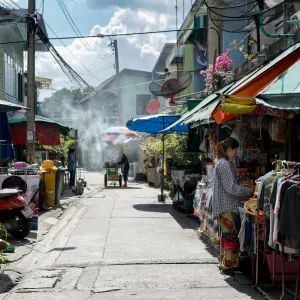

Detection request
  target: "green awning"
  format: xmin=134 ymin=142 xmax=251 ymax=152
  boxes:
xmin=187 ymin=100 xmax=201 ymax=110
xmin=256 ymin=95 xmax=300 ymax=110
xmin=228 ymin=42 xmax=300 ymax=95
xmin=262 ymin=59 xmax=300 ymax=95
xmin=9 ymin=113 xmax=70 ymax=135
xmin=187 ymin=100 xmax=219 ymax=124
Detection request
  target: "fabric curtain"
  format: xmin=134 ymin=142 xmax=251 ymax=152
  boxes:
xmin=10 ymin=122 xmax=61 ymax=146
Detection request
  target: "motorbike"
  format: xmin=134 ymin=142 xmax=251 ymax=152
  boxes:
xmin=0 ymin=189 xmax=33 ymax=239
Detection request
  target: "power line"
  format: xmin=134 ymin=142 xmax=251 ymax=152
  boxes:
xmin=1 ymin=1 xmax=14 ymax=9
xmin=7 ymin=0 xmax=21 ymax=9
xmin=55 ymin=0 xmax=111 ymax=62
xmin=0 ymin=26 xmax=230 ymax=45
xmin=45 ymin=41 xmax=92 ymax=89
xmin=44 ymin=20 xmax=106 ymax=81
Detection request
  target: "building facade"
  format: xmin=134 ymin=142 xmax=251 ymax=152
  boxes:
xmin=0 ymin=8 xmax=48 ymax=106
xmin=79 ymin=68 xmax=158 ymax=169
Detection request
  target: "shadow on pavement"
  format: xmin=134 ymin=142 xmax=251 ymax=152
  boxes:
xmin=133 ymin=203 xmax=198 ymax=230
xmin=224 ymin=277 xmax=265 ymax=300
xmin=0 ymin=272 xmax=21 ymax=293
xmin=7 ymin=231 xmax=38 ymax=244
xmin=49 ymin=247 xmax=77 ymax=252
xmin=104 ymin=187 xmax=143 ymax=190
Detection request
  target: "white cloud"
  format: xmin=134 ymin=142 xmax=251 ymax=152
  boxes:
xmin=36 ymin=2 xmax=182 ymax=100
xmin=86 ymin=0 xmax=171 ymax=12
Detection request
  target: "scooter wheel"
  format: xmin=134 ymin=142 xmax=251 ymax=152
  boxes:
xmin=9 ymin=210 xmax=31 ymax=239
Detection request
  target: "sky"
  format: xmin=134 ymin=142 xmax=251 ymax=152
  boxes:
xmin=8 ymin=0 xmax=196 ymax=100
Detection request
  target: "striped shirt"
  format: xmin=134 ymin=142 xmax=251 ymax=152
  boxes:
xmin=212 ymin=158 xmax=251 ymax=218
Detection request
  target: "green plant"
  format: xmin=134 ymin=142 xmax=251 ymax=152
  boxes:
xmin=0 ymin=224 xmax=9 ymax=264
xmin=231 ymin=38 xmax=256 ymax=60
xmin=36 ymin=138 xmax=75 ymax=166
xmin=141 ymin=135 xmax=199 ymax=168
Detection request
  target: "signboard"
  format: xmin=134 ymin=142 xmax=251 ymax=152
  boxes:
xmin=35 ymin=77 xmax=52 ymax=89
xmin=0 ymin=174 xmax=39 ymax=230
xmin=69 ymin=129 xmax=78 ymax=139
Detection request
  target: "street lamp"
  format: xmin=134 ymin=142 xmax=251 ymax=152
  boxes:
xmin=208 ymin=26 xmax=221 ymax=56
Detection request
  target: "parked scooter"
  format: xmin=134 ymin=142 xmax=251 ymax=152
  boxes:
xmin=0 ymin=189 xmax=33 ymax=239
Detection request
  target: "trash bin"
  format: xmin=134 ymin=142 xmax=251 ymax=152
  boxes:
xmin=54 ymin=161 xmax=67 ymax=205
xmin=40 ymin=160 xmax=58 ymax=207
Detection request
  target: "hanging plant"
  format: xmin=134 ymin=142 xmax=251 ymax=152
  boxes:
xmin=200 ymin=65 xmax=218 ymax=95
xmin=200 ymin=48 xmax=234 ymax=95
xmin=214 ymin=48 xmax=234 ymax=73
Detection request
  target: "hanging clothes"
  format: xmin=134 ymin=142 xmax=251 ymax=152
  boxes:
xmin=218 ymin=211 xmax=241 ymax=270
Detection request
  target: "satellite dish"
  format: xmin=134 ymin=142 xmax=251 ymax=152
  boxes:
xmin=149 ymin=68 xmax=192 ymax=106
xmin=146 ymin=99 xmax=160 ymax=115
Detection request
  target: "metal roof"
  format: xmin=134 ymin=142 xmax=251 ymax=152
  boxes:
xmin=152 ymin=43 xmax=175 ymax=74
xmin=79 ymin=68 xmax=152 ymax=104
xmin=161 ymin=83 xmax=233 ymax=132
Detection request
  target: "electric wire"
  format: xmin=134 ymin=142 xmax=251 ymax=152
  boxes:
xmin=36 ymin=53 xmax=76 ymax=88
xmin=45 ymin=20 xmax=107 ymax=81
xmin=56 ymin=0 xmax=110 ymax=62
xmin=7 ymin=0 xmax=21 ymax=9
xmin=209 ymin=0 xmax=257 ymax=10
xmin=45 ymin=41 xmax=92 ymax=89
xmin=0 ymin=26 xmax=231 ymax=45
xmin=1 ymin=1 xmax=14 ymax=9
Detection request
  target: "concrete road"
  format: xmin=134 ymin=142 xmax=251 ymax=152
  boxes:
xmin=2 ymin=171 xmax=264 ymax=299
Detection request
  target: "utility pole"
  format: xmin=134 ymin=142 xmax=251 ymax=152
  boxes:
xmin=113 ymin=39 xmax=122 ymax=124
xmin=113 ymin=40 xmax=119 ymax=75
xmin=26 ymin=0 xmax=36 ymax=164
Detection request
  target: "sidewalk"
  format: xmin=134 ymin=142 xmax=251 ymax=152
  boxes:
xmin=1 ymin=172 xmax=265 ymax=299
xmin=0 ymin=184 xmax=82 ymax=293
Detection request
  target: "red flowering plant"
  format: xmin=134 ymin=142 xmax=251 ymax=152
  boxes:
xmin=200 ymin=48 xmax=234 ymax=95
xmin=200 ymin=65 xmax=217 ymax=95
xmin=214 ymin=48 xmax=234 ymax=73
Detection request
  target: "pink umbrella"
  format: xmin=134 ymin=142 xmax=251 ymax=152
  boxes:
xmin=104 ymin=126 xmax=138 ymax=137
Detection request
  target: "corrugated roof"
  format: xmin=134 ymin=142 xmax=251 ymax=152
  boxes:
xmin=162 ymin=83 xmax=233 ymax=132
xmin=79 ymin=68 xmax=152 ymax=104
xmin=152 ymin=43 xmax=175 ymax=73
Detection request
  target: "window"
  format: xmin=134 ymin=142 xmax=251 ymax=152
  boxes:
xmin=4 ymin=52 xmax=14 ymax=96
xmin=136 ymin=94 xmax=151 ymax=115
xmin=15 ymin=63 xmax=23 ymax=102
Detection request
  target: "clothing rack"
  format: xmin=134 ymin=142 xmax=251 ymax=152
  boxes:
xmin=247 ymin=160 xmax=300 ymax=299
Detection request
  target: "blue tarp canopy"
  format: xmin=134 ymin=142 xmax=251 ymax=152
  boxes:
xmin=126 ymin=114 xmax=188 ymax=135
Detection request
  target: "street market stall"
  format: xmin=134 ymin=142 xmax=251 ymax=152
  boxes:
xmin=127 ymin=114 xmax=188 ymax=202
xmin=8 ymin=110 xmax=70 ymax=146
xmin=162 ymin=40 xmax=300 ymax=298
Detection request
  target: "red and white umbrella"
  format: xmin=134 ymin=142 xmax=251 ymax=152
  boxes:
xmin=104 ymin=126 xmax=138 ymax=137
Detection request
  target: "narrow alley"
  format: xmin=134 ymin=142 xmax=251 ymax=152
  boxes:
xmin=1 ymin=172 xmax=263 ymax=300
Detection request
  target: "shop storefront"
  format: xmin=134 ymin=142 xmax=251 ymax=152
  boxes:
xmin=165 ymin=41 xmax=300 ymax=298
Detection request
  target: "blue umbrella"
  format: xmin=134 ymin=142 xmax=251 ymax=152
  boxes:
xmin=126 ymin=114 xmax=188 ymax=135
xmin=126 ymin=114 xmax=188 ymax=202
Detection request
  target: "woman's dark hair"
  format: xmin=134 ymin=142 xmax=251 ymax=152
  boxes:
xmin=216 ymin=137 xmax=239 ymax=161
xmin=69 ymin=149 xmax=75 ymax=155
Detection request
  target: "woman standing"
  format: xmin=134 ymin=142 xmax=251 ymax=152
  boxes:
xmin=212 ymin=137 xmax=253 ymax=273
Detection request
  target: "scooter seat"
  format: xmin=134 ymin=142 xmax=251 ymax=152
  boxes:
xmin=0 ymin=189 xmax=21 ymax=199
